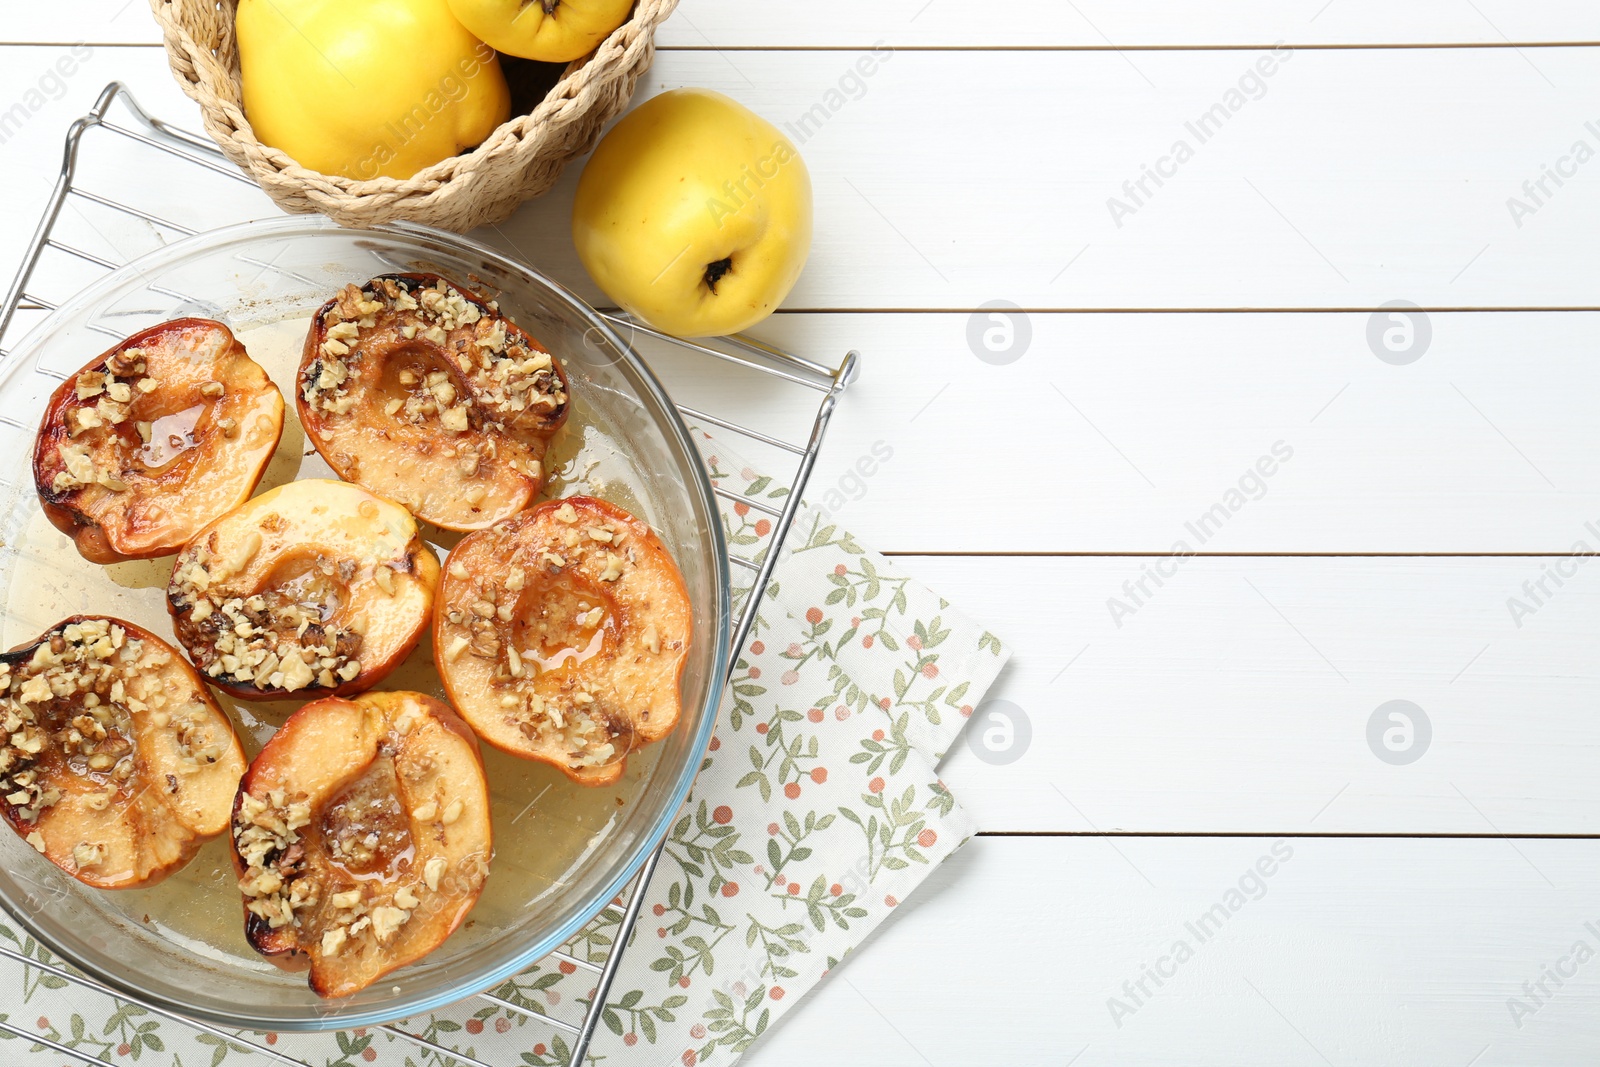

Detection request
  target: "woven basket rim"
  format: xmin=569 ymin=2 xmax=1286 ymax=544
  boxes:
xmin=151 ymin=0 xmax=677 ymax=197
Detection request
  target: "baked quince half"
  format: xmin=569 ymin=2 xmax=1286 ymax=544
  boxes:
xmin=230 ymin=691 xmax=491 ymax=998
xmin=296 ymin=274 xmax=569 ymax=531
xmin=0 ymin=616 xmax=246 ymax=889
xmin=434 ymin=496 xmax=692 ymax=786
xmin=33 ymin=318 xmax=284 ymax=563
xmin=167 ymin=479 xmax=439 ymax=700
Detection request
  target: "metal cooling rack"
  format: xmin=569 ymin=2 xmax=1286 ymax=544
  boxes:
xmin=0 ymin=82 xmax=857 ymax=1067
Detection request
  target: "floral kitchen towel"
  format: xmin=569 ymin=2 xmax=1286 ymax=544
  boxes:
xmin=0 ymin=427 xmax=1009 ymax=1067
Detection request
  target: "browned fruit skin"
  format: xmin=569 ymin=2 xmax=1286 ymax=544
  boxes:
xmin=0 ymin=616 xmax=246 ymax=889
xmin=230 ymin=691 xmax=491 ymax=998
xmin=33 ymin=318 xmax=285 ymax=563
xmin=167 ymin=479 xmax=441 ymax=702
xmin=296 ymin=274 xmax=569 ymax=532
xmin=434 ymin=496 xmax=692 ymax=786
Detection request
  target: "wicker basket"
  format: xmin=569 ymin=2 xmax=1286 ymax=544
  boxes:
xmin=150 ymin=0 xmax=678 ymax=232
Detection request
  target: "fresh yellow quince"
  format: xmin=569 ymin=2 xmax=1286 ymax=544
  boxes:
xmin=572 ymin=89 xmax=813 ymax=338
xmin=237 ymin=0 xmax=510 ymax=181
xmin=444 ymin=0 xmax=634 ymax=63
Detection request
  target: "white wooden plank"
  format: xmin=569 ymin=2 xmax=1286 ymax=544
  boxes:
xmin=653 ymin=310 xmax=1600 ymax=554
xmin=663 ymin=1 xmax=1600 ymax=48
xmin=742 ymin=836 xmax=1600 ymax=1067
xmin=920 ymin=555 xmax=1600 ymax=835
xmin=11 ymin=103 xmax=1600 ymax=552
xmin=18 ymin=267 xmax=1600 ymax=556
xmin=14 ymin=0 xmax=1600 ymax=47
xmin=0 ymin=26 xmax=1595 ymax=1067
xmin=502 ymin=45 xmax=1600 ymax=311
xmin=9 ymin=61 xmax=1600 ymax=553
xmin=9 ymin=47 xmax=1600 ymax=311
xmin=0 ymin=47 xmax=209 ymax=319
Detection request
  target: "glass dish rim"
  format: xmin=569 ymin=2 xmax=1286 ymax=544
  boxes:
xmin=0 ymin=215 xmax=732 ymax=1031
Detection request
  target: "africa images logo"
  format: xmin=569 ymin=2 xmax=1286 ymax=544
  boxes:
xmin=1106 ymin=43 xmax=1295 ymax=228
xmin=1106 ymin=842 xmax=1295 ymax=1027
xmin=1106 ymin=442 xmax=1294 ymax=628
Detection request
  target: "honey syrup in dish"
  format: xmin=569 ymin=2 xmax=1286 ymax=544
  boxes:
xmin=0 ymin=311 xmax=667 ymax=971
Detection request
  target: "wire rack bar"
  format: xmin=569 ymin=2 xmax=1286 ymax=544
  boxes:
xmin=673 ymin=402 xmax=809 ymax=456
xmin=549 ymin=949 xmax=602 ymax=973
xmin=0 ymin=945 xmax=306 ymax=1067
xmin=718 ymin=330 xmax=843 ymax=382
xmin=45 ymin=237 xmax=121 ymax=270
xmin=713 ymin=484 xmax=785 ymax=518
xmin=0 ymin=82 xmax=856 ymax=1067
xmin=566 ymin=840 xmax=670 ymax=1062
xmin=600 ymin=311 xmax=833 ymax=393
xmin=97 ymin=119 xmax=260 ymax=185
xmin=0 ymin=1017 xmax=121 ymax=1066
xmin=69 ymin=186 xmax=200 ymax=233
xmin=378 ymin=1024 xmax=501 ymax=1067
xmin=476 ymin=991 xmax=586 ymax=1035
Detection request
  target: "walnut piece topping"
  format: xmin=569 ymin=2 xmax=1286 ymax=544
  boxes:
xmin=320 ymin=926 xmax=348 ymax=957
xmin=171 ymin=548 xmax=364 ymax=694
xmin=46 ymin=344 xmax=181 ymax=498
xmin=301 ymin=277 xmax=566 ymax=441
xmin=234 ymin=788 xmax=314 ymax=930
xmin=370 ymin=904 xmax=410 ymax=943
xmin=424 ymin=856 xmax=446 ymax=891
xmin=0 ymin=619 xmax=153 ymax=826
xmin=72 ymin=841 xmax=106 ymax=869
xmin=75 ymin=371 xmax=106 ymax=400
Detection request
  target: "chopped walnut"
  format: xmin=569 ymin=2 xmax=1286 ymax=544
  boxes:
xmin=320 ymin=926 xmax=348 ymax=957
xmin=0 ymin=619 xmax=151 ymax=826
xmin=234 ymin=788 xmax=315 ymax=930
xmin=45 ymin=346 xmax=161 ymax=496
xmin=300 ymin=277 xmax=566 ymax=442
xmin=170 ymin=546 xmax=363 ymax=694
xmin=72 ymin=842 xmax=106 ymax=869
xmin=370 ymin=904 xmax=410 ymax=943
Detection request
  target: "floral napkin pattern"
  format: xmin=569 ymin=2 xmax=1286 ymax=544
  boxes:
xmin=0 ymin=427 xmax=1009 ymax=1067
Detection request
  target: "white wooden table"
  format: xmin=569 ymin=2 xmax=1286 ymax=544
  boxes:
xmin=7 ymin=3 xmax=1600 ymax=1063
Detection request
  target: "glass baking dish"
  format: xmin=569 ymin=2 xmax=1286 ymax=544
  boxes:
xmin=0 ymin=216 xmax=730 ymax=1030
